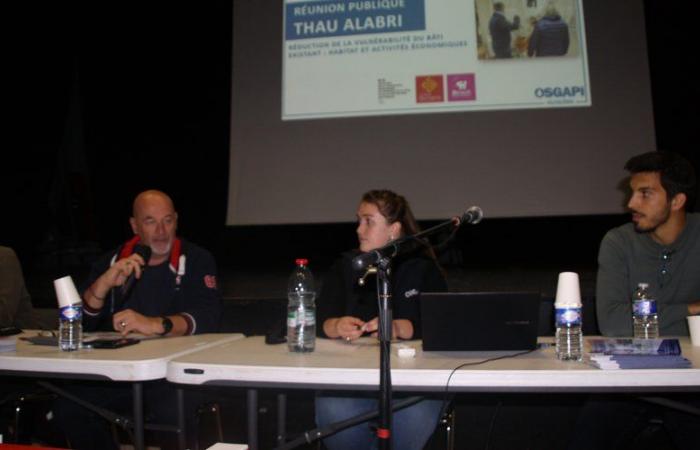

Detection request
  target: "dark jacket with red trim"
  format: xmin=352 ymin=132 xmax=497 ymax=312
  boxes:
xmin=81 ymin=237 xmax=222 ymax=334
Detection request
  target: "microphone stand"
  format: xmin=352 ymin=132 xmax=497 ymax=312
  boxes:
xmin=273 ymin=396 xmax=424 ymax=450
xmin=356 ymin=218 xmax=460 ymax=450
xmin=349 ymin=212 xmax=476 ymax=449
xmin=375 ymin=255 xmax=393 ymax=450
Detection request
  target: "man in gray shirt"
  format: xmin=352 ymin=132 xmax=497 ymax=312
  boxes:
xmin=572 ymin=151 xmax=699 ymax=450
xmin=597 ymin=151 xmax=700 ymax=336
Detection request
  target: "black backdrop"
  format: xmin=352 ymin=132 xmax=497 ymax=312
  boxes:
xmin=4 ymin=1 xmax=699 ymax=278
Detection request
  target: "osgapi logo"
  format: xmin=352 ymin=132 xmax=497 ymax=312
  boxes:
xmin=534 ymin=86 xmax=585 ymax=98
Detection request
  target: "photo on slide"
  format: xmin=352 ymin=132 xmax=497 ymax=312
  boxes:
xmin=475 ymin=0 xmax=581 ymax=60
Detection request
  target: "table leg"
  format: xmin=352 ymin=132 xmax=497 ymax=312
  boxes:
xmin=177 ymin=387 xmax=186 ymax=450
xmin=247 ymin=388 xmax=258 ymax=450
xmin=133 ymin=382 xmax=144 ymax=450
xmin=277 ymin=393 xmax=287 ymax=446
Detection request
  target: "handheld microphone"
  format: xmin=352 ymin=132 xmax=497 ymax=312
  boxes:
xmin=352 ymin=206 xmax=484 ymax=270
xmin=120 ymin=244 xmax=152 ymax=298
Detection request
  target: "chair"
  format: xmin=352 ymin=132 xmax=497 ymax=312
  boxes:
xmin=193 ymin=402 xmax=224 ymax=450
xmin=0 ymin=388 xmax=63 ymax=446
xmin=435 ymin=403 xmax=455 ymax=450
xmin=107 ymin=388 xmax=225 ymax=450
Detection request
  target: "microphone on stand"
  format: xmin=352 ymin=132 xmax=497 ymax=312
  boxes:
xmin=459 ymin=206 xmax=483 ymax=225
xmin=352 ymin=206 xmax=484 ymax=271
xmin=120 ymin=244 xmax=152 ymax=299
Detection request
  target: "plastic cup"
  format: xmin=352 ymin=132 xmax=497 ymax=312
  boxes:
xmin=688 ymin=316 xmax=700 ymax=346
xmin=53 ymin=275 xmax=82 ymax=308
xmin=555 ymin=272 xmax=582 ymax=307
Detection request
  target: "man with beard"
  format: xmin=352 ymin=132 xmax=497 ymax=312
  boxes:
xmin=596 ymin=151 xmax=700 ymax=337
xmin=54 ymin=189 xmax=221 ymax=450
xmin=570 ymin=151 xmax=700 ymax=450
xmin=80 ymin=189 xmax=220 ymax=336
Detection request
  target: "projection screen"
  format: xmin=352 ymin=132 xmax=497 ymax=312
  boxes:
xmin=227 ymin=0 xmax=655 ymax=225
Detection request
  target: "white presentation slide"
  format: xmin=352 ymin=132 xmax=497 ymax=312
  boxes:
xmin=282 ymin=0 xmax=590 ymax=120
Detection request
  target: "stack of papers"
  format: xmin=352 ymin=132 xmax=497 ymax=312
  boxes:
xmin=588 ymin=354 xmax=691 ymax=370
xmin=588 ymin=338 xmax=681 ymax=355
xmin=0 ymin=337 xmax=17 ymax=353
xmin=587 ymin=338 xmax=691 ymax=370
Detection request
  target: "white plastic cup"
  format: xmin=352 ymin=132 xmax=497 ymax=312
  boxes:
xmin=688 ymin=316 xmax=700 ymax=346
xmin=555 ymin=272 xmax=582 ymax=307
xmin=53 ymin=275 xmax=82 ymax=308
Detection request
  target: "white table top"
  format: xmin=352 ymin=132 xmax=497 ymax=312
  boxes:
xmin=0 ymin=332 xmax=244 ymax=381
xmin=167 ymin=336 xmax=700 ymax=393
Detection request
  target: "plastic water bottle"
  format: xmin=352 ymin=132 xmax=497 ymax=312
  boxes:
xmin=287 ymin=258 xmax=316 ymax=353
xmin=554 ymin=272 xmax=583 ymax=361
xmin=633 ymin=282 xmax=659 ymax=339
xmin=59 ymin=304 xmax=83 ymax=351
xmin=555 ymin=305 xmax=583 ymax=361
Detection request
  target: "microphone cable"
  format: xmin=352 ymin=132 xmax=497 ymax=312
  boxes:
xmin=436 ymin=348 xmax=538 ymax=449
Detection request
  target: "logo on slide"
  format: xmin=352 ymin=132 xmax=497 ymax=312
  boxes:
xmin=447 ymin=74 xmax=476 ymax=101
xmin=534 ymin=86 xmax=586 ymax=98
xmin=416 ymin=75 xmax=444 ymax=103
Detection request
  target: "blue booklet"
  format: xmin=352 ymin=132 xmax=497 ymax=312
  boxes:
xmin=589 ymin=354 xmax=691 ymax=370
xmin=588 ymin=338 xmax=681 ymax=356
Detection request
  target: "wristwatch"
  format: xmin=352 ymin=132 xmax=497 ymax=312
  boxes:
xmin=159 ymin=317 xmax=173 ymax=336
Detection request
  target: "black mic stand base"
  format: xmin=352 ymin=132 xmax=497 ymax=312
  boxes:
xmin=273 ymin=396 xmax=424 ymax=450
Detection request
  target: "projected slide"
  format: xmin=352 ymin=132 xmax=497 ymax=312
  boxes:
xmin=282 ymin=0 xmax=590 ymax=120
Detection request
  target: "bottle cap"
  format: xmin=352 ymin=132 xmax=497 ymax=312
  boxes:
xmin=554 ymin=272 xmax=582 ymax=308
xmin=54 ymin=275 xmax=82 ymax=308
xmin=295 ymin=258 xmax=309 ymax=266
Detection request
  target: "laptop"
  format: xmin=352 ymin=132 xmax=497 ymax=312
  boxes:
xmin=419 ymin=291 xmax=541 ymax=351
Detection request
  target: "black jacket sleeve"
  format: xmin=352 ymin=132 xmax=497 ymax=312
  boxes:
xmin=392 ymin=257 xmax=448 ymax=339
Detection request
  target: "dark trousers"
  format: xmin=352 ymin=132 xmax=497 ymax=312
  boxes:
xmin=53 ymin=379 xmax=183 ymax=450
xmin=569 ymin=394 xmax=700 ymax=450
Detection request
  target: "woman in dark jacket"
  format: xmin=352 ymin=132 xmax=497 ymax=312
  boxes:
xmin=315 ymin=189 xmax=448 ymax=450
